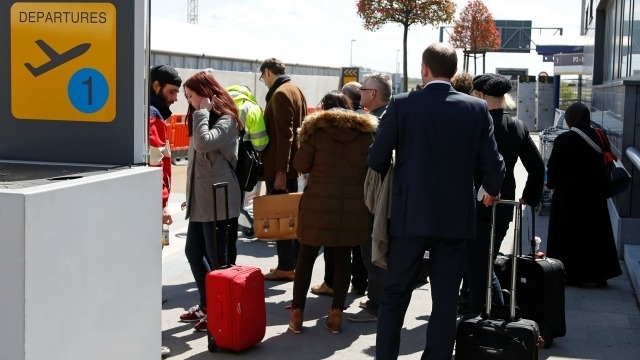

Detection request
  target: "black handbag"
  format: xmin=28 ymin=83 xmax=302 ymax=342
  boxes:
xmin=571 ymin=127 xmax=631 ymax=197
xmin=594 ymin=129 xmax=631 ymax=197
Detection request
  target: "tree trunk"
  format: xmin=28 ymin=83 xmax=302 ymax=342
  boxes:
xmin=403 ymin=24 xmax=409 ymax=93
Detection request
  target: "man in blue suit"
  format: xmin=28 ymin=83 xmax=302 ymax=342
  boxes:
xmin=368 ymin=42 xmax=505 ymax=360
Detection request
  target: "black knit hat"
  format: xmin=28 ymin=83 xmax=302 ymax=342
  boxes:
xmin=150 ymin=65 xmax=182 ymax=87
xmin=472 ymin=74 xmax=512 ymax=97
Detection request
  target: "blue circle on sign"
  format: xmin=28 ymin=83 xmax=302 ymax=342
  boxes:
xmin=68 ymin=68 xmax=109 ymax=114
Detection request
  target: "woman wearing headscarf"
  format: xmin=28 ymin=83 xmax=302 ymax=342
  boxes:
xmin=546 ymin=102 xmax=622 ymax=287
xmin=287 ymin=91 xmax=377 ymax=334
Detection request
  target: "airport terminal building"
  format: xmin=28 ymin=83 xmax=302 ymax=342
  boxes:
xmin=581 ymin=0 xmax=640 ymax=294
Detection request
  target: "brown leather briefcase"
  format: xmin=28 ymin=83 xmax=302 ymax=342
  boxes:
xmin=252 ymin=192 xmax=302 ymax=240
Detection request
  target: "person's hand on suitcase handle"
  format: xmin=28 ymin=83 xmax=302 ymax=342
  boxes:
xmin=477 ymin=185 xmax=501 ymax=207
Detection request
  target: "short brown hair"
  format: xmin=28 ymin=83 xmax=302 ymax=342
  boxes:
xmin=451 ymin=72 xmax=473 ymax=94
xmin=422 ymin=43 xmax=457 ymax=79
xmin=259 ymin=58 xmax=286 ymax=76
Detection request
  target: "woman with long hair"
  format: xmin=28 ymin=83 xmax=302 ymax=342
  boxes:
xmin=178 ymin=71 xmax=243 ymax=332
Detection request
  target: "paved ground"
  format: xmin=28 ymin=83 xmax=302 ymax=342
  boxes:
xmin=161 ymin=135 xmax=640 ymax=359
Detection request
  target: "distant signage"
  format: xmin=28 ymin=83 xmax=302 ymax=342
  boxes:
xmin=495 ymin=20 xmax=533 ymax=53
xmin=554 ymin=53 xmax=584 ymax=75
xmin=496 ymin=68 xmax=528 ymax=80
xmin=554 ymin=53 xmax=583 ymax=66
xmin=340 ymin=67 xmax=359 ymax=88
xmin=10 ymin=2 xmax=116 ymax=122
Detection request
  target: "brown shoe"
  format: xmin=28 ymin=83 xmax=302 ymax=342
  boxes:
xmin=325 ymin=308 xmax=343 ymax=334
xmin=310 ymin=282 xmax=334 ymax=296
xmin=288 ymin=307 xmax=303 ymax=334
xmin=264 ymin=269 xmax=295 ymax=281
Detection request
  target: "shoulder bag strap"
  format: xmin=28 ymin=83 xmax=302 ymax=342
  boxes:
xmin=571 ymin=127 xmax=602 ymax=154
xmin=594 ymin=129 xmax=618 ymax=163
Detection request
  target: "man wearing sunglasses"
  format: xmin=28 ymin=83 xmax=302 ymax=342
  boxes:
xmin=359 ymin=72 xmax=391 ymax=118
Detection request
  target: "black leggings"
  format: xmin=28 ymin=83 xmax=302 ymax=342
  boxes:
xmin=292 ymin=245 xmax=351 ymax=310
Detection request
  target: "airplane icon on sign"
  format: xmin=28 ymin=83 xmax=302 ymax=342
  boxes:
xmin=25 ymin=40 xmax=91 ymax=77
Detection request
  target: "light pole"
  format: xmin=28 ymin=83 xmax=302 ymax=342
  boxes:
xmin=350 ymin=39 xmax=355 ymax=66
xmin=395 ymin=50 xmax=400 ymax=93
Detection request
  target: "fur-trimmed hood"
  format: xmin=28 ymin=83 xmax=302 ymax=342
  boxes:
xmin=298 ymin=108 xmax=378 ymax=143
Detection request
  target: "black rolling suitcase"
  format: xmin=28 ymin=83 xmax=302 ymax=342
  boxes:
xmin=456 ymin=200 xmax=542 ymax=360
xmin=494 ymin=206 xmax=566 ymax=348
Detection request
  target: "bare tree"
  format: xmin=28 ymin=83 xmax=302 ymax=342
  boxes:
xmin=356 ymin=0 xmax=456 ymax=92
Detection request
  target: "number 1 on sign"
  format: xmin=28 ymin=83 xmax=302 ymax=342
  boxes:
xmin=68 ymin=68 xmax=109 ymax=114
xmin=81 ymin=76 xmax=93 ymax=105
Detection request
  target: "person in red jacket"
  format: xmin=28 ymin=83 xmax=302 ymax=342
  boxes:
xmin=149 ymin=65 xmax=182 ymax=226
xmin=149 ymin=64 xmax=182 ymax=358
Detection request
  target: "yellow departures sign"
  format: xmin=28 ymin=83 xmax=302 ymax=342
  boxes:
xmin=11 ymin=3 xmax=116 ymax=122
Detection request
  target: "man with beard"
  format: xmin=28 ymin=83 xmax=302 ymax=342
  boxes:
xmin=149 ymin=64 xmax=182 ymax=228
xmin=148 ymin=64 xmax=182 ymax=358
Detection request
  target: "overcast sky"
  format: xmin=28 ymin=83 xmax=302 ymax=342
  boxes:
xmin=150 ymin=0 xmax=584 ymax=78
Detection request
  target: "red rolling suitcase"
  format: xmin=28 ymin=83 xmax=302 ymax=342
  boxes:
xmin=494 ymin=206 xmax=566 ymax=348
xmin=456 ymin=201 xmax=542 ymax=360
xmin=206 ymin=182 xmax=266 ymax=352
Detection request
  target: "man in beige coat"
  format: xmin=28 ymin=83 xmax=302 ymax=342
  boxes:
xmin=259 ymin=58 xmax=308 ymax=281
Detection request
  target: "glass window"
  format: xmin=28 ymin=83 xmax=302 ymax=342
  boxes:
xmin=621 ymin=0 xmax=632 ymax=76
xmin=154 ymin=54 xmax=170 ymax=66
xmin=631 ymin=0 xmax=640 ymax=75
xmin=613 ymin=0 xmax=624 ymax=79
xmin=604 ymin=0 xmax=616 ymax=81
xmin=169 ymin=55 xmax=184 ymax=68
xmin=184 ymin=56 xmax=198 ymax=69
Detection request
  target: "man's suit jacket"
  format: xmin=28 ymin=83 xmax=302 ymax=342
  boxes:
xmin=368 ymin=82 xmax=505 ymax=240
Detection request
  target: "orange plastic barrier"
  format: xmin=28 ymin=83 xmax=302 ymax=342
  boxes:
xmin=166 ymin=114 xmax=189 ymax=151
xmin=166 ymin=114 xmax=189 ymax=164
xmin=307 ymin=106 xmax=322 ymax=115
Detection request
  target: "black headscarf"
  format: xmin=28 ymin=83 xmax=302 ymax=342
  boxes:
xmin=565 ymin=102 xmax=591 ymax=129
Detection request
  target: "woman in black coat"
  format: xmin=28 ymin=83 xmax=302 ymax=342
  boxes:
xmin=546 ymin=102 xmax=622 ymax=286
xmin=465 ymin=74 xmax=545 ymax=316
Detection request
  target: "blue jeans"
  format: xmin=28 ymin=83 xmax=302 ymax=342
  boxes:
xmin=376 ymin=235 xmax=467 ymax=360
xmin=184 ymin=218 xmax=238 ymax=308
xmin=265 ymin=179 xmax=299 ymax=271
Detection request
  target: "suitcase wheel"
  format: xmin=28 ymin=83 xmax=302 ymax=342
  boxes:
xmin=207 ymin=331 xmax=218 ymax=353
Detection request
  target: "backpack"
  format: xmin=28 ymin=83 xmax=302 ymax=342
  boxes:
xmin=234 ymin=127 xmax=264 ymax=191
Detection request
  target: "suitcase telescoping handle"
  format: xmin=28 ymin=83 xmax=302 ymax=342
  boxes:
xmin=212 ymin=182 xmax=231 ymax=268
xmin=517 ymin=205 xmax=537 ymax=256
xmin=486 ymin=200 xmax=522 ymax=321
xmin=529 ymin=206 xmax=537 ymax=255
